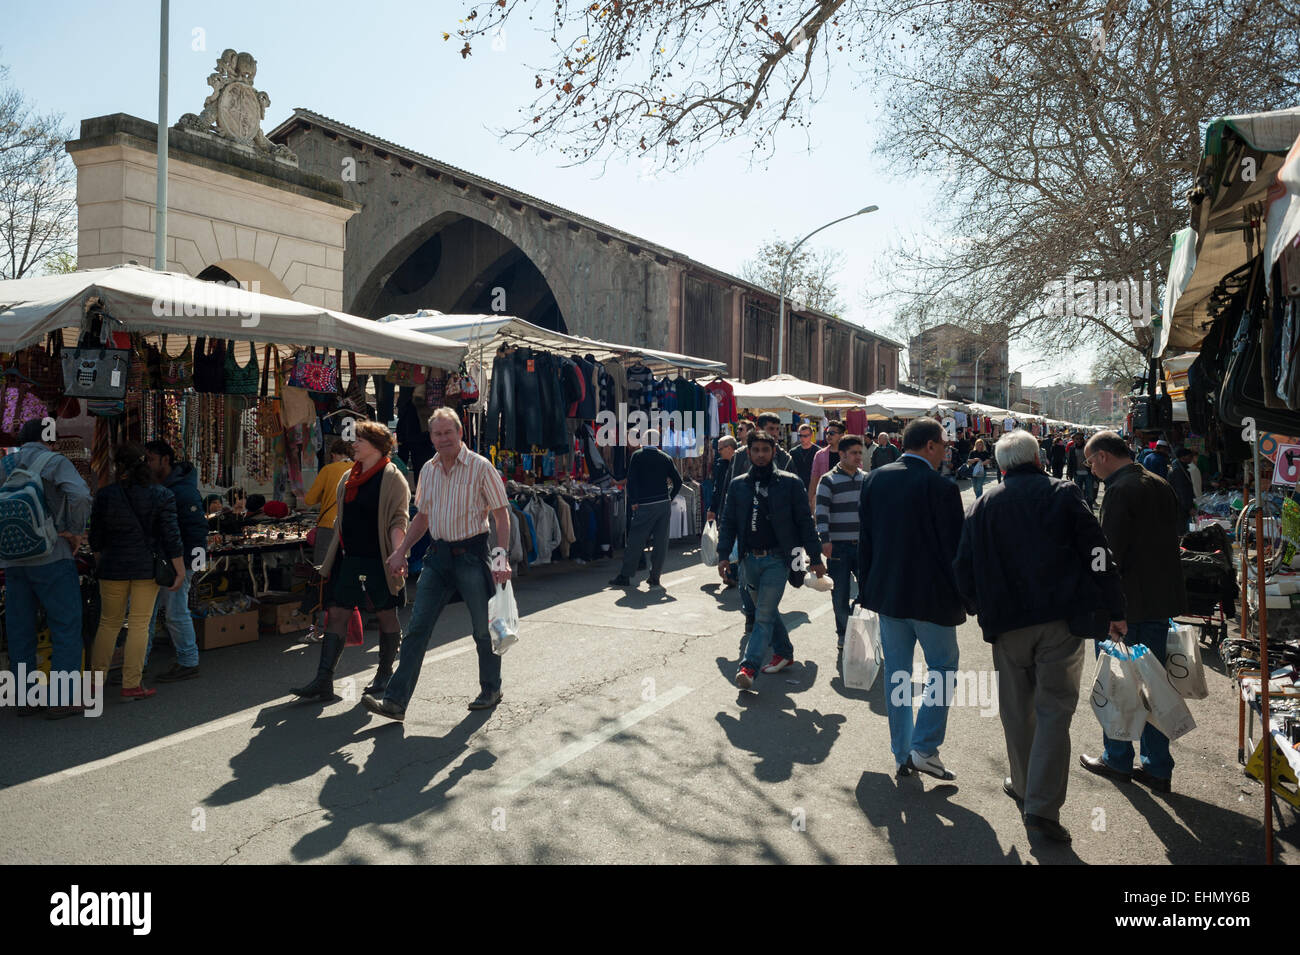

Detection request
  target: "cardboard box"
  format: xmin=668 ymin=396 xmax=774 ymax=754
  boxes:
xmin=259 ymin=601 xmax=313 ymax=634
xmin=198 ymin=610 xmax=259 ymax=650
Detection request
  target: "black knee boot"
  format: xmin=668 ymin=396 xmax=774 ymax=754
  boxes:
xmin=364 ymin=631 xmax=401 ymax=698
xmin=292 ymin=632 xmax=344 ymax=700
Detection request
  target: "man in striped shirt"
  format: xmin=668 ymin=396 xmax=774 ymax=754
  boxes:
xmin=815 ymin=435 xmax=866 ymax=650
xmin=364 ymin=408 xmax=513 ymax=720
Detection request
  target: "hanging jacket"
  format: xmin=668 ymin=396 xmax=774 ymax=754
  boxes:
xmin=524 ymin=496 xmax=562 ymax=564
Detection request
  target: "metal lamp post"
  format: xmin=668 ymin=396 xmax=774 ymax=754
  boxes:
xmin=972 ymin=343 xmax=994 ymax=404
xmin=155 ymin=0 xmax=169 ymax=270
xmin=777 ymin=205 xmax=878 ymax=376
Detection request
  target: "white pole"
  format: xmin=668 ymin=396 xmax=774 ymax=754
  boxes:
xmin=155 ymin=0 xmax=169 ymax=271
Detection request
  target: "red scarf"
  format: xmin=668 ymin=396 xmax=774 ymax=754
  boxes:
xmin=344 ymin=455 xmax=389 ymax=503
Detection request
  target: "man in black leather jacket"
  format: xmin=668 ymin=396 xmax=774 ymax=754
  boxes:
xmin=717 ymin=432 xmax=825 ymax=689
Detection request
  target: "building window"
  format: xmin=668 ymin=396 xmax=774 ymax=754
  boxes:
xmin=683 ymin=277 xmax=729 ymax=366
xmin=743 ymin=301 xmax=775 ymax=381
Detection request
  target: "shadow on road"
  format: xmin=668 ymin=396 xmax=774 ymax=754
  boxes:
xmin=714 ymin=660 xmax=845 ymax=783
xmin=854 ymin=770 xmax=1031 ymax=864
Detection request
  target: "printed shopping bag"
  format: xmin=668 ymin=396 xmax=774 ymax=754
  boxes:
xmin=700 ymin=520 xmax=719 ymax=567
xmin=1089 ymin=640 xmax=1149 ymax=741
xmin=1132 ymin=644 xmax=1197 ymax=740
xmin=488 ymin=581 xmax=520 ymax=655
xmin=843 ymin=606 xmax=883 ymax=690
xmin=1165 ymin=622 xmax=1209 ymax=700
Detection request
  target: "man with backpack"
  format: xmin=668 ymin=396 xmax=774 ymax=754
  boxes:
xmin=0 ymin=418 xmax=94 ymax=718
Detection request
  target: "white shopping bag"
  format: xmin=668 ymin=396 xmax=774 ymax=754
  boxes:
xmin=1132 ymin=644 xmax=1197 ymax=740
xmin=1089 ymin=641 xmax=1149 ymax=741
xmin=843 ymin=606 xmax=883 ymax=690
xmin=700 ymin=520 xmax=719 ymax=567
xmin=804 ymin=572 xmax=834 ymax=592
xmin=1165 ymin=623 xmax=1209 ymax=700
xmin=488 ymin=581 xmax=520 ymax=655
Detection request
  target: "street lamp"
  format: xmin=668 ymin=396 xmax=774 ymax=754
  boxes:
xmin=1055 ymin=389 xmax=1082 ymax=419
xmin=777 ymin=205 xmax=879 ymax=376
xmin=973 ymin=343 xmax=995 ymax=404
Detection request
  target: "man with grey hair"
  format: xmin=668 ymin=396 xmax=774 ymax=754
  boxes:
xmin=1078 ymin=429 xmax=1185 ymax=794
xmin=954 ymin=429 xmax=1126 ymax=843
xmin=610 ymin=426 xmax=682 ymax=589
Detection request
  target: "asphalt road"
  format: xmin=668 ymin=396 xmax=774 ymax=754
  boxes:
xmin=1 ymin=486 xmax=1295 ymax=864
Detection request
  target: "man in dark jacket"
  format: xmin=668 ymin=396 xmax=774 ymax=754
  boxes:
xmin=717 ymin=431 xmax=825 ymax=689
xmin=706 ymin=435 xmax=739 ymax=587
xmin=954 ymin=430 xmax=1127 ymax=843
xmin=858 ymin=417 xmax=965 ymax=780
xmin=1080 ymin=431 xmax=1187 ymax=793
xmin=610 ymin=429 xmax=682 ymax=589
xmin=145 ymin=441 xmax=206 ymax=681
xmin=1168 ymin=446 xmax=1197 ymax=530
xmin=870 ymin=431 xmax=899 ymax=471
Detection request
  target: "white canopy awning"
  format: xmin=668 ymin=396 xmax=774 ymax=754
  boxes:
xmin=1266 ymin=134 xmax=1300 ymax=293
xmin=0 ymin=265 xmax=466 ymax=369
xmin=1158 ymin=108 xmax=1300 ymax=356
xmin=744 ymin=373 xmax=866 ymax=407
xmin=858 ymin=389 xmax=948 ymax=420
xmin=379 ymin=312 xmax=725 ymax=374
xmin=727 ymin=379 xmax=826 ymax=416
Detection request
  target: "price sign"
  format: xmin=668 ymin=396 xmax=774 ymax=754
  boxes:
xmin=1274 ymin=443 xmax=1300 ymax=487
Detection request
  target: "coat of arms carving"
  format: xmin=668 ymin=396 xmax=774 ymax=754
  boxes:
xmin=176 ymin=49 xmax=297 ymax=164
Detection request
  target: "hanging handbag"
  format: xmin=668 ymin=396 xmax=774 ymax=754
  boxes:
xmin=288 ymin=347 xmax=340 ymax=393
xmin=339 ymin=351 xmax=369 ymax=415
xmin=157 ymin=334 xmax=194 ymax=390
xmin=457 ymin=367 xmax=479 ymax=404
xmin=386 ymin=360 xmax=427 ymax=386
xmin=60 ymin=346 xmax=131 ymax=399
xmin=116 ymin=484 xmax=178 ymax=588
xmin=275 ymin=349 xmax=316 ymax=429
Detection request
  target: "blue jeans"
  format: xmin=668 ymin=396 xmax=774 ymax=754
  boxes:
xmin=4 ymin=559 xmax=83 ymax=677
xmin=827 ymin=541 xmax=859 ymax=639
xmin=146 ymin=569 xmax=199 ymax=668
xmin=740 ymin=554 xmax=794 ymax=671
xmin=1096 ymin=620 xmax=1175 ymax=779
xmin=879 ymin=614 xmax=960 ymax=763
xmin=385 ymin=541 xmax=496 ymax=709
xmin=972 ymin=475 xmax=986 ymax=497
xmin=1074 ymin=471 xmax=1096 ymax=508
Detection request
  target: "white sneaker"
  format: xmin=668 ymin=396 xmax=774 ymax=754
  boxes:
xmin=908 ymin=749 xmax=956 ymax=780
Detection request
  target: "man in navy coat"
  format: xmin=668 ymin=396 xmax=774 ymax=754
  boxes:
xmin=858 ymin=417 xmax=966 ymax=780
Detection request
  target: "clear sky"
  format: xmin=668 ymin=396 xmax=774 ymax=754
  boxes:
xmin=3 ymin=0 xmax=1061 ymax=382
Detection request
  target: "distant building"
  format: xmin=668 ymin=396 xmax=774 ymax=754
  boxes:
xmin=907 ymin=323 xmax=1009 ymax=404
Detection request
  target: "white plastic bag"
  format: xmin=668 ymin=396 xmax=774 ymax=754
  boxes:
xmin=1133 ymin=644 xmax=1197 ymax=740
xmin=843 ymin=606 xmax=883 ymax=690
xmin=1089 ymin=641 xmax=1149 ymax=741
xmin=488 ymin=581 xmax=520 ymax=655
xmin=804 ymin=572 xmax=834 ymax=592
xmin=1165 ymin=623 xmax=1209 ymax=700
xmin=700 ymin=520 xmax=719 ymax=567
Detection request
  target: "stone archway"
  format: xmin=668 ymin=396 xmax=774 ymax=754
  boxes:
xmin=203 ymin=258 xmax=293 ymax=300
xmin=354 ymin=209 xmax=569 ymax=331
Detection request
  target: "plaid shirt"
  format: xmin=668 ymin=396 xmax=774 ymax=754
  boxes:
xmin=415 ymin=444 xmax=509 ymax=542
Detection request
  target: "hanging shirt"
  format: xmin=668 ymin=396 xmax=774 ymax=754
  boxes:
xmin=705 ymin=380 xmax=738 ymax=424
xmin=627 ymin=364 xmax=654 ymax=411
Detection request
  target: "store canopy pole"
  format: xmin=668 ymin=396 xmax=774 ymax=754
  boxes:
xmin=1255 ymin=499 xmax=1274 ymax=865
xmin=154 ymin=0 xmax=169 ymax=271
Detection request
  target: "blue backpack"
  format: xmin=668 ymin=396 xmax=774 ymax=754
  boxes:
xmin=0 ymin=450 xmax=60 ymax=562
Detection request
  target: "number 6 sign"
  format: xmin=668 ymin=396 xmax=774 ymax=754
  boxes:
xmin=1274 ymin=444 xmax=1300 ymax=486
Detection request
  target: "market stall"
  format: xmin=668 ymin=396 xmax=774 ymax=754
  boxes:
xmin=1144 ymin=108 xmax=1300 ymax=862
xmin=378 ymin=310 xmax=732 ymax=553
xmin=0 ymin=264 xmax=468 ymax=660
